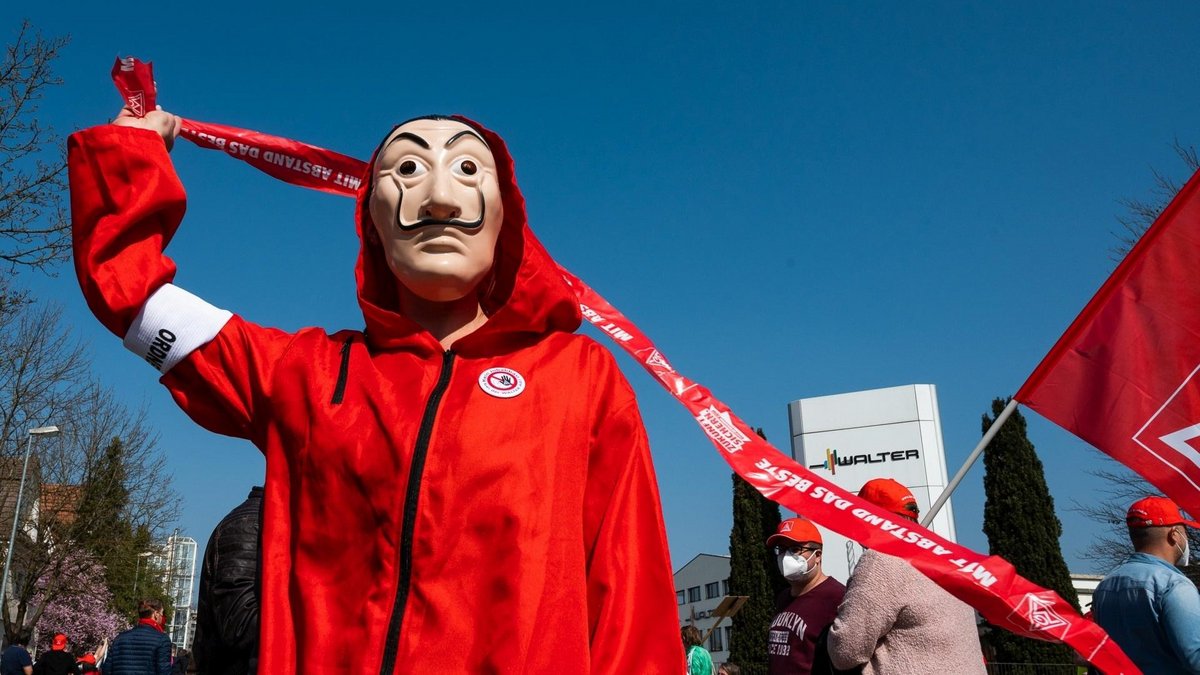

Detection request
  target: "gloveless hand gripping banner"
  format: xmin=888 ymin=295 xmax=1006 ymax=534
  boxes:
xmin=112 ymin=57 xmax=1139 ymax=674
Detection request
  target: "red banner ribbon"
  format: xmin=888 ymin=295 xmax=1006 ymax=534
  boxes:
xmin=112 ymin=57 xmax=366 ymax=198
xmin=109 ymin=57 xmax=1138 ymax=674
xmin=562 ymin=270 xmax=1133 ymax=673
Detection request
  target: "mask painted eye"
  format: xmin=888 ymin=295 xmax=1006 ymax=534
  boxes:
xmin=398 ymin=160 xmax=425 ymax=177
xmin=456 ymin=159 xmax=478 ymax=176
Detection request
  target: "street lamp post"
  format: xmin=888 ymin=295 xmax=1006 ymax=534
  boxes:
xmin=0 ymin=425 xmax=60 ymax=628
xmin=133 ymin=551 xmax=154 ymax=595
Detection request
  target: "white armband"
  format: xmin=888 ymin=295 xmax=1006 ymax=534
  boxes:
xmin=123 ymin=284 xmax=233 ymax=373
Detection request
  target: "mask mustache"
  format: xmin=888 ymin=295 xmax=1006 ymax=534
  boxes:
xmin=396 ymin=191 xmax=486 ymax=232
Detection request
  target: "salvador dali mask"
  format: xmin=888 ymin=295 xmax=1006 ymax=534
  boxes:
xmin=368 ymin=118 xmax=504 ymax=303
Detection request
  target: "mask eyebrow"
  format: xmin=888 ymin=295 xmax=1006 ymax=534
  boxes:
xmin=445 ymin=129 xmax=488 ymax=149
xmin=385 ymin=132 xmax=431 ymax=150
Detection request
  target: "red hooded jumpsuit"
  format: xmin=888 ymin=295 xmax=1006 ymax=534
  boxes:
xmin=68 ymin=120 xmax=685 ymax=673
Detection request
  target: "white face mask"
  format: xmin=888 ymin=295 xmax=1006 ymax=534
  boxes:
xmin=777 ymin=550 xmax=815 ymax=581
xmin=1177 ymin=529 xmax=1191 ymax=567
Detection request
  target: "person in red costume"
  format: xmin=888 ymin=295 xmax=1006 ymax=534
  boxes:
xmin=68 ymin=106 xmax=683 ymax=673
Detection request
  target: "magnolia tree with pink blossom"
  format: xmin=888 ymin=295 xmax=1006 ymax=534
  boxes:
xmin=32 ymin=552 xmax=124 ymax=654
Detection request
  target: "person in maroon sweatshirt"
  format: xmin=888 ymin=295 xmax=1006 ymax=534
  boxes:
xmin=765 ymin=517 xmax=845 ymax=674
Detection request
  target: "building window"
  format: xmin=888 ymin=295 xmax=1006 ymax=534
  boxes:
xmin=708 ymin=627 xmax=723 ymax=652
xmin=723 ymin=578 xmax=731 ymax=595
xmin=725 ymin=626 xmax=733 ymax=647
xmin=687 ymin=586 xmax=701 ymax=603
xmin=705 ymin=581 xmax=720 ymax=599
xmin=676 ymin=590 xmax=685 ymax=605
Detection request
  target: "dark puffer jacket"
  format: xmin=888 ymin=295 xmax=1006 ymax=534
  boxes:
xmin=193 ymin=486 xmax=263 ymax=675
xmin=103 ymin=623 xmax=171 ymax=675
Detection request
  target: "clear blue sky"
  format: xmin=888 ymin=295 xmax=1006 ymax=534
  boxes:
xmin=7 ymin=2 xmax=1200 ymax=579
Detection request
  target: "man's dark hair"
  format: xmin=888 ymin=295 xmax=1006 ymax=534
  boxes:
xmin=1129 ymin=524 xmax=1171 ymax=551
xmin=12 ymin=629 xmax=31 ymax=646
xmin=681 ymin=625 xmax=704 ymax=649
xmin=137 ymin=598 xmax=163 ymax=619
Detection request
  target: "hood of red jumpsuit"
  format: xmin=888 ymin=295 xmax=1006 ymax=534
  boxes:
xmin=353 ymin=116 xmax=581 ymax=355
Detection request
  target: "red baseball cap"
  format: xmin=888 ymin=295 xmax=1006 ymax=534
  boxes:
xmin=766 ymin=517 xmax=822 ymax=547
xmin=1126 ymin=496 xmax=1200 ymax=528
xmin=859 ymin=478 xmax=919 ymax=519
xmin=77 ymin=654 xmax=96 ymax=665
xmin=51 ymin=633 xmax=67 ymax=650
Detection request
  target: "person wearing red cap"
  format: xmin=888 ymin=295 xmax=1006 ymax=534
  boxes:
xmin=764 ymin=517 xmax=845 ymax=674
xmin=75 ymin=654 xmax=99 ymax=674
xmin=827 ymin=478 xmax=984 ymax=675
xmin=30 ymin=633 xmax=74 ymax=675
xmin=1091 ymin=495 xmax=1200 ymax=673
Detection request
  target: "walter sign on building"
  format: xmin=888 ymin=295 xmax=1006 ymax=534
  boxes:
xmin=787 ymin=384 xmax=957 ymax=583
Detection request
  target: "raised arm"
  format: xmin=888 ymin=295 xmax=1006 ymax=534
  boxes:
xmin=68 ymin=111 xmax=294 ymax=441
xmin=69 ymin=109 xmax=184 ymax=339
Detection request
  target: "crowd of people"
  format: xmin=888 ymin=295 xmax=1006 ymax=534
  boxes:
xmin=0 ymin=601 xmax=191 ymax=675
xmin=0 ymin=631 xmax=96 ymax=675
xmin=2 ymin=478 xmax=1193 ymax=674
xmin=683 ymin=477 xmax=987 ymax=675
xmin=679 ymin=479 xmax=1200 ymax=675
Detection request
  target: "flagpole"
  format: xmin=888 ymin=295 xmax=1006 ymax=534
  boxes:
xmin=921 ymin=398 xmax=1019 ymax=527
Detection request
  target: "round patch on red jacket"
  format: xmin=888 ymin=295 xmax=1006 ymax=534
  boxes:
xmin=479 ymin=367 xmax=526 ymax=398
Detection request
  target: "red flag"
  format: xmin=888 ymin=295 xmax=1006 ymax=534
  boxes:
xmin=1017 ymin=168 xmax=1200 ymax=517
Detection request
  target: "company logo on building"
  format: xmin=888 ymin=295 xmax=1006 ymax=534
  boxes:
xmin=697 ymin=406 xmax=751 ymax=453
xmin=809 ymin=448 xmax=920 ymax=475
xmin=1009 ymin=593 xmax=1070 ymax=638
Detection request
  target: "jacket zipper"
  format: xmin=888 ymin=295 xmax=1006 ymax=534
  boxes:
xmin=378 ymin=350 xmax=456 ymax=674
xmin=330 ymin=336 xmax=355 ymax=404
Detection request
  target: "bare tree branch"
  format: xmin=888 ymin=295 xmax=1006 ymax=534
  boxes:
xmin=1109 ymin=140 xmax=1200 ymax=261
xmin=0 ymin=20 xmax=71 ymax=273
xmin=0 ymin=299 xmax=179 ymax=641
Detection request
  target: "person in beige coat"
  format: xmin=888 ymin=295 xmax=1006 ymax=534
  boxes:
xmin=827 ymin=478 xmax=986 ymax=675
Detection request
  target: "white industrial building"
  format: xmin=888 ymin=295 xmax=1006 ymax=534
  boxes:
xmin=153 ymin=531 xmax=198 ymax=649
xmin=674 ymin=554 xmax=733 ymax=664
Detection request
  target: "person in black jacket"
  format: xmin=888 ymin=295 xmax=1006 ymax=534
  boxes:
xmin=31 ymin=633 xmax=74 ymax=675
xmin=193 ymin=486 xmax=262 ymax=675
xmin=104 ymin=599 xmax=171 ymax=675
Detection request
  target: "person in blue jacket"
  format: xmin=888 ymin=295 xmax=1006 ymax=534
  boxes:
xmin=1093 ymin=496 xmax=1200 ymax=673
xmin=103 ymin=600 xmax=171 ymax=675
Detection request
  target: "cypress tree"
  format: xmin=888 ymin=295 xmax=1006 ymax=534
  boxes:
xmin=755 ymin=429 xmax=787 ymax=599
xmin=981 ymin=397 xmax=1079 ymax=670
xmin=728 ymin=472 xmax=773 ymax=675
xmin=727 ymin=428 xmax=786 ymax=675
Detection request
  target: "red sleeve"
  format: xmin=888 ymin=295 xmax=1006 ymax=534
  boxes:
xmin=69 ymin=125 xmax=183 ymax=337
xmin=584 ymin=387 xmax=685 ymax=674
xmin=68 ymin=125 xmax=294 ymax=441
